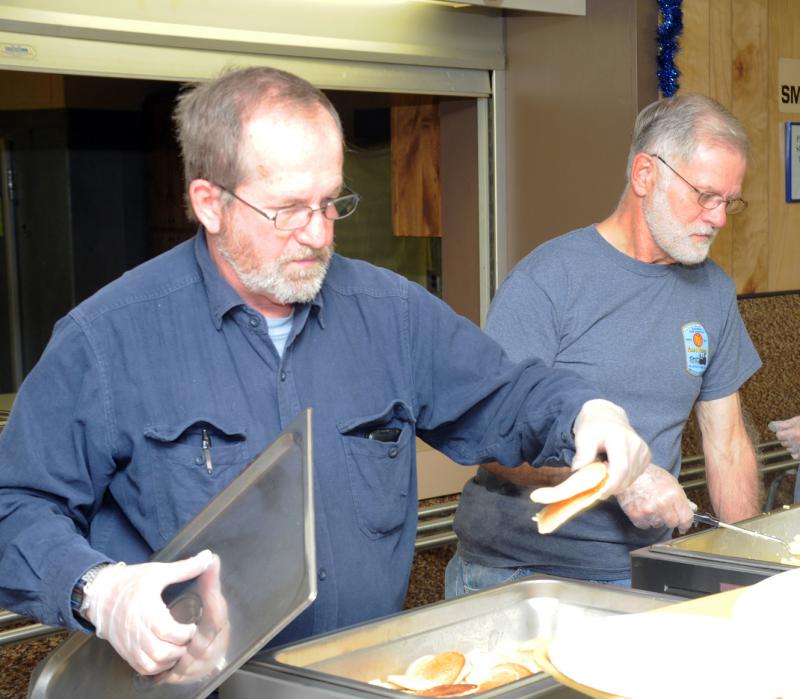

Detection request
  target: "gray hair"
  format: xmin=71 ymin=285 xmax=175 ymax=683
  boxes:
xmin=174 ymin=66 xmax=343 ymax=220
xmin=625 ymin=93 xmax=750 ymax=181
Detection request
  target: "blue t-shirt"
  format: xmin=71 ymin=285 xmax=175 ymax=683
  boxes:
xmin=0 ymin=231 xmax=598 ymax=642
xmin=266 ymin=311 xmax=294 ymax=357
xmin=454 ymin=225 xmax=761 ymax=579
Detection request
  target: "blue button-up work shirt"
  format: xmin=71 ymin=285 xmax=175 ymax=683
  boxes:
xmin=0 ymin=232 xmax=596 ymax=642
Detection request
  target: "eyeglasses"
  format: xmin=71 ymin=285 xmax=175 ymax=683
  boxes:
xmin=215 ymin=184 xmax=360 ymax=232
xmin=651 ymin=154 xmax=748 ymax=215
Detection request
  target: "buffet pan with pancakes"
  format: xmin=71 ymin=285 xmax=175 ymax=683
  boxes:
xmin=223 ymin=576 xmax=677 ymax=699
xmin=632 ymin=504 xmax=800 ymax=598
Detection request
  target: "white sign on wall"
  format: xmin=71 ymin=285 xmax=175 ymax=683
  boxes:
xmin=786 ymin=123 xmax=800 ymax=202
xmin=779 ymin=58 xmax=800 ymax=113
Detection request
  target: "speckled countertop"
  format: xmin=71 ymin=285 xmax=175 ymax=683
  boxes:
xmin=0 ymin=630 xmax=67 ymax=698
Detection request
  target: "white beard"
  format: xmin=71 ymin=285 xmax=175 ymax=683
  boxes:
xmin=643 ymin=180 xmax=718 ymax=265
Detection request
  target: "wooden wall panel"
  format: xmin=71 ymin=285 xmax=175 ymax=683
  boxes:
xmin=731 ymin=0 xmax=769 ymax=293
xmin=768 ymin=0 xmax=800 ymax=290
xmin=710 ymin=2 xmax=734 ymax=107
xmin=390 ymin=95 xmax=442 ymax=238
xmin=680 ymin=0 xmax=711 ymax=94
xmin=680 ymin=1 xmax=736 ymax=276
xmin=708 ymin=1 xmax=735 ymax=272
xmin=680 ymin=0 xmax=800 ymax=293
xmin=0 ymin=71 xmax=64 ymax=110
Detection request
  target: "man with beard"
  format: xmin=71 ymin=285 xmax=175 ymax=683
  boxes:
xmin=0 ymin=67 xmax=653 ymax=678
xmin=447 ymin=93 xmax=762 ymax=596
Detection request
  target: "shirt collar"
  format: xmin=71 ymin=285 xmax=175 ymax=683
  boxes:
xmin=194 ymin=230 xmax=243 ymax=330
xmin=193 ymin=229 xmax=326 ymax=330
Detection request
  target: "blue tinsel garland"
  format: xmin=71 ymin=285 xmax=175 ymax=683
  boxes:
xmin=656 ymin=0 xmax=683 ymax=97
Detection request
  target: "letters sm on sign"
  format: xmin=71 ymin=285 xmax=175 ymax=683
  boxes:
xmin=779 ymin=58 xmax=800 ymax=113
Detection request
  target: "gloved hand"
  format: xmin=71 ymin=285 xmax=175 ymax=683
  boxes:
xmin=158 ymin=553 xmax=230 ymax=686
xmin=82 ymin=550 xmax=214 ymax=675
xmin=572 ymin=399 xmax=650 ymax=496
xmin=768 ymin=416 xmax=800 ymax=459
xmin=616 ymin=464 xmax=696 ymax=533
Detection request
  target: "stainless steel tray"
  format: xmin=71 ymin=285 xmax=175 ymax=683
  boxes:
xmin=632 ymin=505 xmax=800 ymax=597
xmin=660 ymin=505 xmax=800 ymax=564
xmin=29 ymin=409 xmax=316 ymax=699
xmin=223 ymin=576 xmax=677 ymax=699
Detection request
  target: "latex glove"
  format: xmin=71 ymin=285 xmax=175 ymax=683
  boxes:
xmin=616 ymin=464 xmax=696 ymax=533
xmin=572 ymin=399 xmax=650 ymax=496
xmin=768 ymin=416 xmax=800 ymax=459
xmin=83 ymin=550 xmax=214 ymax=675
xmin=157 ymin=553 xmax=230 ymax=686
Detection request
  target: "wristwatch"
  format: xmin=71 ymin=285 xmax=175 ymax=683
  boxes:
xmin=70 ymin=563 xmax=110 ymax=614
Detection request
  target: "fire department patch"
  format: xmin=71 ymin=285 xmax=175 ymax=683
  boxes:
xmin=682 ymin=322 xmax=709 ymax=377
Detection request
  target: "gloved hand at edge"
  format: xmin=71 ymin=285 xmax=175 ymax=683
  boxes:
xmin=768 ymin=416 xmax=800 ymax=460
xmin=616 ymin=463 xmax=696 ymax=534
xmin=82 ymin=549 xmax=214 ymax=675
xmin=572 ymin=399 xmax=650 ymax=496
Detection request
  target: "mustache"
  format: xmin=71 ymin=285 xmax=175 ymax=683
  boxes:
xmin=279 ymin=245 xmax=332 ymax=264
xmin=691 ymin=225 xmax=718 ymax=237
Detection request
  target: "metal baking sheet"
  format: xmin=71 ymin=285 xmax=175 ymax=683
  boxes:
xmin=224 ymin=576 xmax=677 ymax=698
xmin=28 ymin=409 xmax=316 ymax=699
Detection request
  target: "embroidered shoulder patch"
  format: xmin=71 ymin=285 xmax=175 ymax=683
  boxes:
xmin=681 ymin=322 xmax=709 ymax=377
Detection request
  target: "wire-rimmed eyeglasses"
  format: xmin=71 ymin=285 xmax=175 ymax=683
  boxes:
xmin=215 ymin=183 xmax=360 ymax=232
xmin=651 ymin=154 xmax=748 ymax=215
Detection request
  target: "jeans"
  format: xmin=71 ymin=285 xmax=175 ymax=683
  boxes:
xmin=794 ymin=467 xmax=800 ymax=503
xmin=444 ymin=548 xmax=632 ymax=598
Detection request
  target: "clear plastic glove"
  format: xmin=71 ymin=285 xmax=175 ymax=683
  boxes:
xmin=572 ymin=399 xmax=650 ymax=496
xmin=616 ymin=464 xmax=696 ymax=533
xmin=82 ymin=550 xmax=214 ymax=675
xmin=156 ymin=553 xmax=230 ymax=686
xmin=768 ymin=416 xmax=800 ymax=460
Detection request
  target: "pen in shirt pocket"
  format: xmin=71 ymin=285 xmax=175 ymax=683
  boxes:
xmin=201 ymin=428 xmax=213 ymax=475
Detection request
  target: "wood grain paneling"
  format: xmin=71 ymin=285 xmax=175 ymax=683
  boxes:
xmin=679 ymin=0 xmax=735 ymax=277
xmin=679 ymin=0 xmax=711 ymax=95
xmin=709 ymin=1 xmax=735 ymax=272
xmin=390 ymin=95 xmax=442 ymax=238
xmin=731 ymin=0 xmax=769 ymax=294
xmin=710 ymin=2 xmax=734 ymax=107
xmin=0 ymin=71 xmax=64 ymax=110
xmin=680 ymin=0 xmax=800 ymax=293
xmin=768 ymin=0 xmax=800 ymax=291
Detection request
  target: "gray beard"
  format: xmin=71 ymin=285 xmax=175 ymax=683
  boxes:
xmin=643 ymin=182 xmax=717 ymax=266
xmin=216 ymin=238 xmax=333 ymax=305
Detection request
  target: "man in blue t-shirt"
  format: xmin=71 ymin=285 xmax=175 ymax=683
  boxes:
xmin=447 ymin=93 xmax=762 ymax=594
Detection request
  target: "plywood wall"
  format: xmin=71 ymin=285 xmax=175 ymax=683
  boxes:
xmin=678 ymin=0 xmax=800 ymax=292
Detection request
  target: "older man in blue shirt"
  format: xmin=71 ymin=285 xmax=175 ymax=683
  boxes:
xmin=0 ymin=66 xmax=651 ymax=677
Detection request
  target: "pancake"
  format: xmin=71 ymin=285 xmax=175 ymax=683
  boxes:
xmin=530 ymin=461 xmax=608 ymax=534
xmin=407 ymin=651 xmax=466 ymax=686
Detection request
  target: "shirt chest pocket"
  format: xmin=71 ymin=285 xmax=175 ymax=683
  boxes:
xmin=338 ymin=401 xmax=416 ymax=539
xmin=143 ymin=417 xmax=247 ymax=542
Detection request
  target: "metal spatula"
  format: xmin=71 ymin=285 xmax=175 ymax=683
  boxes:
xmin=693 ymin=511 xmax=787 ymax=545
